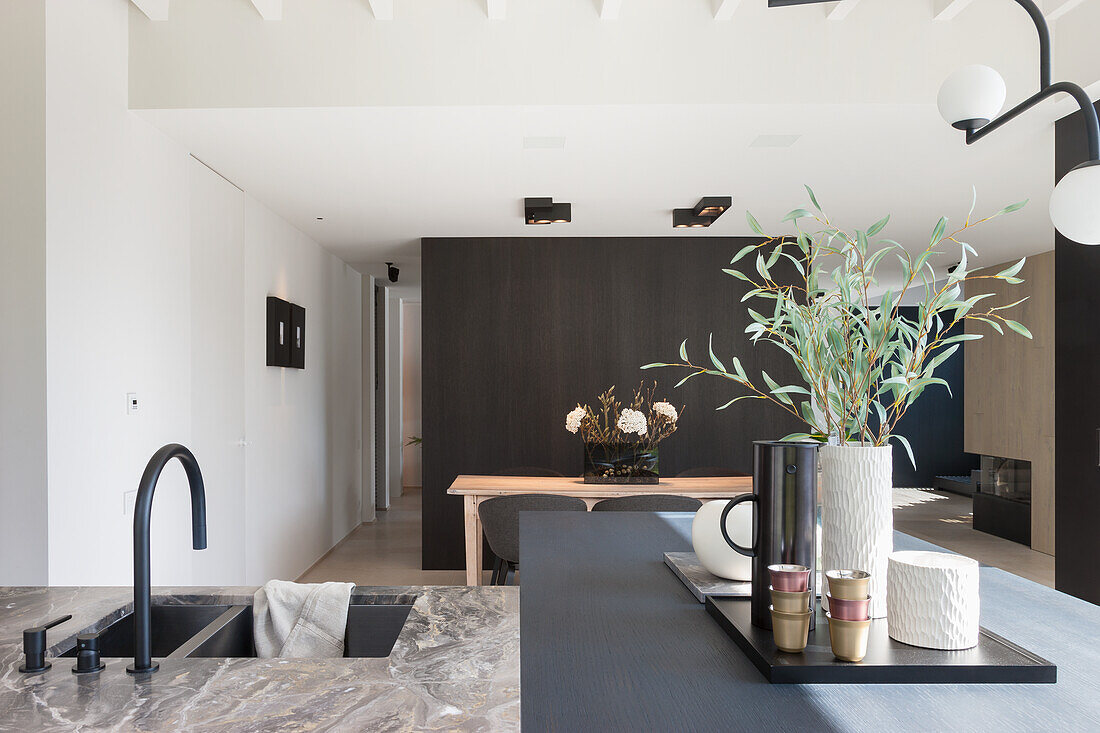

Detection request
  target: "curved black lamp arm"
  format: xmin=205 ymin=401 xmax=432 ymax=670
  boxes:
xmin=972 ymin=0 xmax=1100 ymax=161
xmin=129 ymin=443 xmax=207 ymax=675
xmin=967 ymin=80 xmax=1100 ymax=161
xmin=1012 ymin=0 xmax=1051 ymax=90
xmin=770 ymin=0 xmax=1100 ymax=162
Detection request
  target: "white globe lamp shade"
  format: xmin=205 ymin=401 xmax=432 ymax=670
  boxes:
xmin=691 ymin=499 xmax=752 ymax=581
xmin=937 ymin=64 xmax=1007 ymax=130
xmin=1050 ymin=160 xmax=1100 ymax=245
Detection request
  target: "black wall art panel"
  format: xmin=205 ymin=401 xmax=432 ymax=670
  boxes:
xmin=290 ymin=303 xmax=306 ymax=369
xmin=267 ymin=296 xmax=305 ymax=369
xmin=421 ymin=236 xmax=805 ymax=570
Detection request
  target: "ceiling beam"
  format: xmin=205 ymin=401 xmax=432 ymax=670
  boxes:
xmin=130 ymin=0 xmax=169 ymax=22
xmin=367 ymin=0 xmax=393 ymax=20
xmin=250 ymin=0 xmax=282 ymax=20
xmin=826 ymin=0 xmax=861 ymax=20
xmin=932 ymin=0 xmax=976 ymax=21
xmin=600 ymin=0 xmax=624 ymax=20
xmin=1045 ymin=0 xmax=1088 ymax=21
xmin=713 ymin=0 xmax=741 ymax=21
xmin=487 ymin=0 xmax=505 ymax=20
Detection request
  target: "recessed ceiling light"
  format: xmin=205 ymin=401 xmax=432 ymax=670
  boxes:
xmin=749 ymin=134 xmax=801 ymax=148
xmin=525 ymin=197 xmax=572 ymax=225
xmin=316 ymin=217 xmax=324 ymax=220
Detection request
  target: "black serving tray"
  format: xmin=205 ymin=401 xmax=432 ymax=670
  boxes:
xmin=706 ymin=597 xmax=1056 ymax=684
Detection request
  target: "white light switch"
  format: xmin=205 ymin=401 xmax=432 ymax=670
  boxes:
xmin=123 ymin=490 xmax=136 ymax=515
xmin=126 ymin=393 xmax=139 ymax=415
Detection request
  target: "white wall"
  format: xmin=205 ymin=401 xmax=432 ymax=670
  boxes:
xmin=242 ymin=196 xmax=362 ymax=584
xmin=46 ymin=0 xmax=195 ymax=586
xmin=35 ymin=0 xmax=362 ymax=587
xmin=361 ymin=274 xmax=377 ymax=524
xmin=0 ymin=0 xmax=49 ymax=585
xmin=401 ymin=301 xmax=422 ymax=488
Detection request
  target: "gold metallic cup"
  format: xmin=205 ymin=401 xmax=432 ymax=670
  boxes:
xmin=826 ymin=612 xmax=870 ymax=662
xmin=770 ymin=605 xmax=811 ymax=653
xmin=770 ymin=586 xmax=811 ymax=613
xmin=825 ymin=569 xmax=871 ymax=601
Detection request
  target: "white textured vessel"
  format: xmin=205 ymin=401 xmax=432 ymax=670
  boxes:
xmin=820 ymin=444 xmax=893 ymax=618
xmin=887 ymin=551 xmax=980 ymax=650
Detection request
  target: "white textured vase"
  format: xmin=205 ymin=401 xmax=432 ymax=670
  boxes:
xmin=691 ymin=500 xmax=753 ymax=581
xmin=820 ymin=444 xmax=893 ymax=618
xmin=887 ymin=551 xmax=980 ymax=650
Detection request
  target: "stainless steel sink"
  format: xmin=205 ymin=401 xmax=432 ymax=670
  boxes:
xmin=58 ymin=605 xmax=233 ymax=659
xmin=61 ymin=601 xmax=414 ymax=660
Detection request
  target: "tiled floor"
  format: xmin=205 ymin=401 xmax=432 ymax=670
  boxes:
xmin=302 ymin=487 xmax=1055 ymax=589
xmin=298 ymin=488 xmax=484 ymax=586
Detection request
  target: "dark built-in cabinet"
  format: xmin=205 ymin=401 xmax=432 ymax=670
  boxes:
xmin=1055 ymin=103 xmax=1100 ymax=605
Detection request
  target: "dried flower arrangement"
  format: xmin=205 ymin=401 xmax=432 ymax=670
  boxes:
xmin=565 ymin=382 xmax=682 ymax=483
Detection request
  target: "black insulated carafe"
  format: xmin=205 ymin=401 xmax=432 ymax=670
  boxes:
xmin=721 ymin=441 xmax=819 ymax=630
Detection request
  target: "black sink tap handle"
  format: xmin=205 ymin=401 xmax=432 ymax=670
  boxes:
xmin=19 ymin=614 xmax=73 ymax=674
xmin=72 ymin=631 xmax=106 ymax=674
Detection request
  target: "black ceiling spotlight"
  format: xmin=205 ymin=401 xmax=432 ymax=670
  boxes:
xmin=525 ymin=197 xmax=572 ymax=225
xmin=770 ymin=0 xmax=1100 ymax=245
xmin=386 ymin=262 xmax=399 ymax=283
xmin=673 ymin=196 xmax=732 ymax=229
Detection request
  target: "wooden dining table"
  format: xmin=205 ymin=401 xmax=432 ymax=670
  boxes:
xmin=446 ymin=474 xmax=752 ymax=586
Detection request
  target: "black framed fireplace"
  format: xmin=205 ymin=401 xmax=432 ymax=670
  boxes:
xmin=973 ymin=455 xmax=1031 ymax=546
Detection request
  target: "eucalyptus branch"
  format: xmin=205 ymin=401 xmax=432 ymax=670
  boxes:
xmin=644 ymin=186 xmax=1032 ymax=466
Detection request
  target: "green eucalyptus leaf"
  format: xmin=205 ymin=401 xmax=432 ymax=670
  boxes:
xmin=674 ymin=371 xmax=698 ymax=389
xmin=717 ymin=394 xmax=763 ymax=410
xmin=805 ymin=185 xmax=821 ymax=211
xmin=993 ymin=200 xmax=1028 ymax=216
xmin=994 ymin=258 xmax=1026 ymax=279
xmin=1004 ymin=319 xmax=1033 ymax=339
xmin=866 ymin=215 xmax=890 ymax=238
xmin=746 ymin=211 xmax=765 ymax=236
xmin=708 ymin=334 xmax=726 ymax=372
xmin=929 ymin=217 xmax=947 ymax=246
xmin=730 ymin=244 xmax=758 ymax=265
xmin=679 ymin=339 xmax=689 ymax=362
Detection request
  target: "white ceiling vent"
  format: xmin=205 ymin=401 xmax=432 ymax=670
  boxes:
xmin=749 ymin=134 xmax=802 ymax=148
xmin=523 ymin=136 xmax=567 ymax=150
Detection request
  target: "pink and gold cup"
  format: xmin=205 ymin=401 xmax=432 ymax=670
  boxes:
xmin=768 ymin=564 xmax=811 ymax=592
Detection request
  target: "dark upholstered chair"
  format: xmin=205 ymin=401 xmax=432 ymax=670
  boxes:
xmin=675 ymin=467 xmax=751 ymax=478
xmin=591 ymin=495 xmax=703 ymax=512
xmin=490 ymin=467 xmax=565 ymax=477
xmin=478 ymin=494 xmax=587 ymax=585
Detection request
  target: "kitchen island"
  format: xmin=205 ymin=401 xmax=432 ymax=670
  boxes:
xmin=521 ymin=511 xmax=1100 ymax=732
xmin=0 ymin=585 xmax=518 ymax=731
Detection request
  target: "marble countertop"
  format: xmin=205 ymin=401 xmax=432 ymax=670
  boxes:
xmin=0 ymin=584 xmax=519 ymax=731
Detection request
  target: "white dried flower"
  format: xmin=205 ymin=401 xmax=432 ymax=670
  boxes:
xmin=617 ymin=408 xmax=648 ymax=436
xmin=653 ymin=401 xmax=678 ymax=423
xmin=565 ymin=406 xmax=587 ymax=434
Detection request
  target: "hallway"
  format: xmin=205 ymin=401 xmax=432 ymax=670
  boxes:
xmin=298 ymin=489 xmax=484 ymax=586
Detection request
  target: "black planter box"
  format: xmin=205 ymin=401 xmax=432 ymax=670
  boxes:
xmin=583 ymin=443 xmax=658 ymax=484
xmin=706 ymin=596 xmax=1055 ymax=684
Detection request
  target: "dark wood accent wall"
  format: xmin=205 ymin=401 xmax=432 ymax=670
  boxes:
xmin=421 ymin=237 xmax=803 ymax=570
xmin=1055 ymin=104 xmax=1100 ymax=604
xmin=890 ymin=306 xmax=976 ymax=488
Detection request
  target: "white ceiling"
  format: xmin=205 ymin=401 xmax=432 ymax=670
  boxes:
xmin=138 ymin=102 xmax=1054 ymax=272
xmin=129 ymin=0 xmax=1100 ymax=272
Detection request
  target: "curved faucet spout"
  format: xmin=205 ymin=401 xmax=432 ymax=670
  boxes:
xmin=127 ymin=444 xmax=208 ymax=675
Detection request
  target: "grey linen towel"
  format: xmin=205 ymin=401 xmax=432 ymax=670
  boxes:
xmin=253 ymin=580 xmax=354 ymax=658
